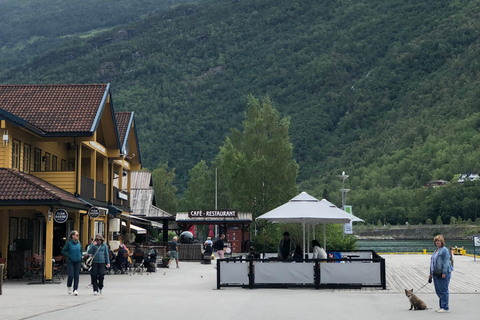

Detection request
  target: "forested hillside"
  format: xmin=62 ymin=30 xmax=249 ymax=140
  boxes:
xmin=0 ymin=0 xmax=200 ymax=69
xmin=2 ymin=0 xmax=480 ymax=226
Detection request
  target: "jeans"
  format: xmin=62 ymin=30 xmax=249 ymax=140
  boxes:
xmin=433 ymin=273 xmax=451 ymax=310
xmin=66 ymin=261 xmax=81 ymax=291
xmin=90 ymin=263 xmax=106 ymax=292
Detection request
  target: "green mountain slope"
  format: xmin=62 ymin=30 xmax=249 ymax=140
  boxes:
xmin=2 ymin=0 xmax=480 ymax=224
xmin=0 ymin=0 xmax=201 ymax=69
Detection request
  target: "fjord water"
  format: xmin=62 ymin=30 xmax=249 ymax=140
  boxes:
xmin=356 ymin=239 xmax=477 ymax=254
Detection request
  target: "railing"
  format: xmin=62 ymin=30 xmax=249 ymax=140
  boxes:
xmin=81 ymin=176 xmax=106 ymax=201
xmin=96 ymin=181 xmax=106 ymax=201
xmin=81 ymin=176 xmax=94 ymax=199
xmin=216 ymin=250 xmax=386 ymax=290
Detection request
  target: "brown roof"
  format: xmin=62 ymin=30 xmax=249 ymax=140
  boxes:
xmin=0 ymin=168 xmax=87 ymax=209
xmin=115 ymin=112 xmax=132 ymax=147
xmin=0 ymin=84 xmax=109 ymax=134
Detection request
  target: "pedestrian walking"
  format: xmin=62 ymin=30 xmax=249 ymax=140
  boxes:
xmin=61 ymin=230 xmax=82 ymax=296
xmin=87 ymin=234 xmax=110 ymax=295
xmin=167 ymin=236 xmax=180 ymax=268
xmin=215 ymin=234 xmax=227 ymax=259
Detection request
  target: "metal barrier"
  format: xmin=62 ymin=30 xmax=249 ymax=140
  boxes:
xmin=216 ymin=250 xmax=386 ymax=290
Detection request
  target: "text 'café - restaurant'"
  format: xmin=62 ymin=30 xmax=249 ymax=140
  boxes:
xmin=176 ymin=210 xmax=252 ymax=253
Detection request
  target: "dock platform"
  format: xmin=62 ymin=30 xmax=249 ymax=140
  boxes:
xmin=339 ymin=253 xmax=480 ymax=293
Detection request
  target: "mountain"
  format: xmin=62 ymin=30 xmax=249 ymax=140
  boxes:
xmin=0 ymin=0 xmax=201 ymax=70
xmin=2 ymin=0 xmax=480 ymax=224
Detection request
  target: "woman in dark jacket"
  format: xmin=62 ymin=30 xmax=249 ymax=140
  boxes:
xmin=61 ymin=230 xmax=82 ymax=295
xmin=87 ymin=234 xmax=110 ymax=295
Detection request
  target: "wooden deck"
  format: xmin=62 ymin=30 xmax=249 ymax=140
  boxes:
xmin=333 ymin=254 xmax=480 ymax=293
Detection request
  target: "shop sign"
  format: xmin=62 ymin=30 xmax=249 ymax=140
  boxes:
xmin=54 ymin=209 xmax=68 ymax=223
xmin=188 ymin=210 xmax=237 ymax=218
xmin=89 ymin=207 xmax=101 ymax=219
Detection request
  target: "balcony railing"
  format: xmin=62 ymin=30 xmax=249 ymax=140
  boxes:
xmin=81 ymin=176 xmax=106 ymax=202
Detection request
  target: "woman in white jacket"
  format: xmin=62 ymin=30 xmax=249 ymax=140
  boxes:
xmin=312 ymin=239 xmax=327 ymax=260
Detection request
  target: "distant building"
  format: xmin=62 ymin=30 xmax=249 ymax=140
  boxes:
xmin=458 ymin=173 xmax=480 ymax=183
xmin=425 ymin=180 xmax=448 ymax=188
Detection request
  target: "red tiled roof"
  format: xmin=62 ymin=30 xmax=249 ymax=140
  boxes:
xmin=0 ymin=168 xmax=86 ymax=208
xmin=0 ymin=84 xmax=109 ymax=134
xmin=115 ymin=112 xmax=132 ymax=147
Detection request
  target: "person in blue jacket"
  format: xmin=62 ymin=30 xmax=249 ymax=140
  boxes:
xmin=87 ymin=234 xmax=110 ymax=295
xmin=61 ymin=230 xmax=82 ymax=296
xmin=429 ymin=234 xmax=454 ymax=313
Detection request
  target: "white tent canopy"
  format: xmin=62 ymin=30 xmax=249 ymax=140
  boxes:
xmin=256 ymin=192 xmax=364 ymax=254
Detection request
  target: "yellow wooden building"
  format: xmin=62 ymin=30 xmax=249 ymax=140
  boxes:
xmin=0 ymin=84 xmax=142 ymax=280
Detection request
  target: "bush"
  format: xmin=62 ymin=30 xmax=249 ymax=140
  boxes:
xmin=426 ymin=218 xmax=433 ymax=225
xmin=436 ymin=216 xmax=443 ymax=225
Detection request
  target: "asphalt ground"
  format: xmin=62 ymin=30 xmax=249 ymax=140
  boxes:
xmin=1 ymin=257 xmax=479 ymax=320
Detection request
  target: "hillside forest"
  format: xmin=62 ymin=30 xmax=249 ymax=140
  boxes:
xmin=2 ymin=0 xmax=480 ymax=239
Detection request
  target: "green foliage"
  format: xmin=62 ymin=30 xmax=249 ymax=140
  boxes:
xmin=436 ymin=216 xmax=443 ymax=225
xmin=0 ymin=0 xmax=199 ymax=70
xmin=2 ymin=0 xmax=480 ymax=226
xmin=450 ymin=216 xmax=457 ymax=225
xmin=216 ymin=95 xmax=298 ymax=218
xmin=426 ymin=219 xmax=433 ymax=225
xmin=179 ymin=160 xmax=215 ymax=211
xmin=151 ymin=162 xmax=178 ymax=214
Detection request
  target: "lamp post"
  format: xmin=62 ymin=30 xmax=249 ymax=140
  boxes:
xmin=338 ymin=171 xmax=350 ymax=210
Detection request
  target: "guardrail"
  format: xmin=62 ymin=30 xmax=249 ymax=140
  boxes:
xmin=216 ymin=250 xmax=385 ymax=290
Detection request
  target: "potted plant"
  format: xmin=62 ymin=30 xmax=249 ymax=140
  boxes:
xmin=159 ymin=255 xmax=170 ymax=268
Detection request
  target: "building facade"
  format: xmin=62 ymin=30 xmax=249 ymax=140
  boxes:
xmin=0 ymin=84 xmax=142 ymax=280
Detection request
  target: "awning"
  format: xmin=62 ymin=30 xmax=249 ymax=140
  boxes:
xmin=121 ymin=221 xmax=146 ymax=235
xmin=108 ymin=205 xmax=123 ymax=216
xmin=119 ymin=213 xmax=162 ymax=229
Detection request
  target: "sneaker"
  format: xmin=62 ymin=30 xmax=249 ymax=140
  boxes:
xmin=94 ymin=291 xmax=98 ymax=295
xmin=68 ymin=287 xmax=72 ymax=294
xmin=73 ymin=290 xmax=78 ymax=296
xmin=176 ymin=266 xmax=180 ymax=269
xmin=99 ymin=290 xmax=102 ymax=294
xmin=436 ymin=309 xmax=450 ymax=313
xmin=87 ymin=284 xmax=93 ymax=289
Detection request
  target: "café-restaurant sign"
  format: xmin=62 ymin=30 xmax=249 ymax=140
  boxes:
xmin=188 ymin=210 xmax=237 ymax=218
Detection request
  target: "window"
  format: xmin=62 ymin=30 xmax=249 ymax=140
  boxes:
xmin=52 ymin=155 xmax=58 ymax=171
xmin=61 ymin=159 xmax=67 ymax=171
xmin=23 ymin=144 xmax=31 ymax=173
xmin=68 ymin=161 xmax=75 ymax=171
xmin=44 ymin=152 xmax=51 ymax=171
xmin=34 ymin=148 xmax=42 ymax=171
xmin=12 ymin=139 xmax=21 ymax=170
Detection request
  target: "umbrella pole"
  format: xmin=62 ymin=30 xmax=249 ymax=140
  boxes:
xmin=302 ymin=222 xmax=306 ymax=262
xmin=323 ymin=224 xmax=326 ymax=251
xmin=307 ymin=224 xmax=310 ymax=255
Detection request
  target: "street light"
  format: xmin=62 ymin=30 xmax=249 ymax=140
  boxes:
xmin=337 ymin=171 xmax=350 ymax=210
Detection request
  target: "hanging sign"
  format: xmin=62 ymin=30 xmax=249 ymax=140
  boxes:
xmin=54 ymin=209 xmax=68 ymax=223
xmin=88 ymin=207 xmax=101 ymax=219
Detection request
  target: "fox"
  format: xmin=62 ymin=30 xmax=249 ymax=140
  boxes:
xmin=405 ymin=289 xmax=428 ymax=310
